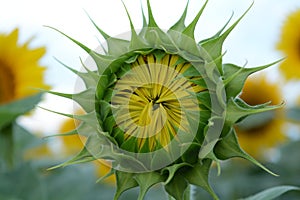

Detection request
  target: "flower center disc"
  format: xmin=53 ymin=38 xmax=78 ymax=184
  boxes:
xmin=111 ymin=54 xmax=203 ymax=152
xmin=0 ymin=60 xmax=15 ymax=104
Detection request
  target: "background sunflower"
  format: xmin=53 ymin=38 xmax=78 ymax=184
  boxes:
xmin=0 ymin=28 xmax=50 ymax=105
xmin=277 ymin=9 xmax=300 ymax=80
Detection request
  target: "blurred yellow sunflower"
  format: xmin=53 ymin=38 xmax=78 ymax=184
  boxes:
xmin=0 ymin=28 xmax=49 ymax=105
xmin=277 ymin=9 xmax=300 ymax=80
xmin=235 ymin=74 xmax=286 ymax=158
xmin=59 ymin=114 xmax=116 ymax=185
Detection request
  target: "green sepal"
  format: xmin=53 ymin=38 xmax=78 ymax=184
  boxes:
xmin=201 ymin=3 xmax=253 ymax=74
xmin=169 ymin=0 xmax=189 ymax=32
xmin=162 ymin=163 xmax=192 ymax=184
xmin=86 ymin=13 xmax=130 ymax=56
xmin=48 ymin=146 xmax=95 ymax=170
xmin=79 ymin=58 xmax=100 ymax=85
xmin=223 ymin=59 xmax=283 ymax=98
xmin=236 ymin=110 xmax=276 ymax=131
xmin=198 ymin=117 xmax=224 ymax=159
xmin=214 ymin=129 xmax=278 ymax=176
xmin=121 ymin=1 xmax=149 ymax=50
xmin=182 ymin=0 xmax=208 ymax=39
xmin=184 ymin=159 xmax=219 ymax=200
xmin=54 ymin=58 xmax=99 ymax=89
xmin=240 ymin=185 xmax=300 ymax=200
xmin=96 ymin=75 xmax=109 ymax=100
xmin=44 ymin=126 xmax=78 ymax=139
xmin=196 ymin=91 xmax=211 ymax=110
xmin=45 ymin=108 xmax=99 ymax=130
xmin=45 ymin=88 xmax=95 ymax=113
xmin=0 ymin=93 xmax=43 ymax=129
xmin=146 ymin=0 xmax=158 ymax=28
xmin=134 ymin=171 xmax=166 ymax=200
xmin=165 ymin=174 xmax=189 ymax=200
xmin=47 ymin=26 xmax=114 ymax=72
xmin=96 ymin=167 xmax=115 ymax=183
xmin=226 ymin=97 xmax=284 ymax=125
xmin=199 ymin=12 xmax=233 ymax=44
xmin=114 ymin=171 xmax=138 ymax=200
xmin=73 ymin=88 xmax=96 ymax=113
xmin=97 ymin=100 xmax=112 ymax=122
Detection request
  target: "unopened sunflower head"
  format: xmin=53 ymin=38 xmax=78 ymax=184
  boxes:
xmin=48 ymin=1 xmax=283 ymax=199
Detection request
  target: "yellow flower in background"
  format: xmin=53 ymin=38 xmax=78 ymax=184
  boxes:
xmin=236 ymin=75 xmax=286 ymax=158
xmin=277 ymin=9 xmax=300 ymax=80
xmin=59 ymin=117 xmax=85 ymax=155
xmin=59 ymin=114 xmax=116 ymax=185
xmin=0 ymin=28 xmax=50 ymax=105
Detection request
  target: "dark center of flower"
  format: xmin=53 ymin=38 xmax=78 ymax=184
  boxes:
xmin=0 ymin=60 xmax=15 ymax=104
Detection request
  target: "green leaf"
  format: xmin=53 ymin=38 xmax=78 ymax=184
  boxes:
xmin=0 ymin=124 xmax=13 ymax=170
xmin=0 ymin=163 xmax=47 ymax=200
xmin=0 ymin=123 xmax=44 ymax=171
xmin=165 ymin=174 xmax=188 ymax=200
xmin=114 ymin=171 xmax=138 ymax=200
xmin=184 ymin=159 xmax=219 ymax=200
xmin=0 ymin=93 xmax=43 ymax=129
xmin=240 ymin=185 xmax=300 ymax=200
xmin=134 ymin=171 xmax=166 ymax=200
xmin=214 ymin=129 xmax=277 ymax=176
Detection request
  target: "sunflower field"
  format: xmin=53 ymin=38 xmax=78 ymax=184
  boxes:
xmin=1 ymin=1 xmax=300 ymax=200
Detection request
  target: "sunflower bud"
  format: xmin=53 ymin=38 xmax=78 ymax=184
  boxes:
xmin=48 ymin=1 xmax=283 ymax=199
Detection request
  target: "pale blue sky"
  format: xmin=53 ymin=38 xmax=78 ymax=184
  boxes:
xmin=1 ymin=0 xmax=300 ymax=133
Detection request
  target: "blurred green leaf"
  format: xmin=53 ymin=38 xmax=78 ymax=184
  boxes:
xmin=0 ymin=124 xmax=14 ymax=170
xmin=0 ymin=163 xmax=47 ymax=200
xmin=240 ymin=185 xmax=300 ymax=200
xmin=0 ymin=123 xmax=42 ymax=171
xmin=0 ymin=93 xmax=43 ymax=129
xmin=286 ymin=107 xmax=300 ymax=121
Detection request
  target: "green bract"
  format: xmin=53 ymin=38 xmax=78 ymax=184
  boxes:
xmin=47 ymin=1 xmax=282 ymax=199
